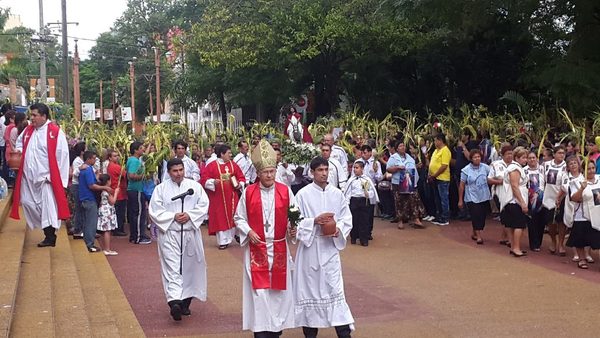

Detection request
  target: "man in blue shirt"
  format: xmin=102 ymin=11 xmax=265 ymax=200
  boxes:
xmin=79 ymin=151 xmax=113 ymax=252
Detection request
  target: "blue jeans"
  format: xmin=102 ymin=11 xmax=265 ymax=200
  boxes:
xmin=81 ymin=200 xmax=98 ymax=248
xmin=433 ymin=180 xmax=450 ymax=222
xmin=70 ymin=184 xmax=84 ymax=233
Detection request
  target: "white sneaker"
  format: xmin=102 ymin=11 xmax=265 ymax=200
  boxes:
xmin=104 ymin=250 xmax=119 ymax=256
xmin=424 ymin=216 xmax=434 ymax=221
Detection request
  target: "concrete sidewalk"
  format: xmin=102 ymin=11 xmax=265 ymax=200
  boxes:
xmin=107 ymin=218 xmax=600 ymax=337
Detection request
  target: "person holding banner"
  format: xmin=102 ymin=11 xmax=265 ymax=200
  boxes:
xmin=234 ymin=140 xmax=297 ymax=338
xmin=149 ymin=158 xmax=209 ymax=321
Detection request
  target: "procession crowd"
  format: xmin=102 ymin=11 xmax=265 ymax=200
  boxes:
xmin=4 ymin=102 xmax=600 ymax=338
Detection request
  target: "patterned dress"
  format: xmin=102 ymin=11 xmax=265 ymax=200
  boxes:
xmin=97 ymin=191 xmax=117 ymax=231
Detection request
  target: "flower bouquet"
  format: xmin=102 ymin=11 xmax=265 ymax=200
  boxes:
xmin=288 ymin=205 xmax=303 ymax=229
xmin=281 ymin=140 xmax=321 ymax=166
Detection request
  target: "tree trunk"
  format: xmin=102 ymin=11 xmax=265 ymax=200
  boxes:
xmin=311 ymin=50 xmax=342 ymax=118
xmin=219 ymin=90 xmax=227 ymax=128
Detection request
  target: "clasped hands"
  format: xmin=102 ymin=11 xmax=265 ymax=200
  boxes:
xmin=175 ymin=212 xmax=190 ymax=224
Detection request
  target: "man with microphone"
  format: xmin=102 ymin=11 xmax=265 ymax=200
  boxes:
xmin=149 ymin=158 xmax=210 ymax=321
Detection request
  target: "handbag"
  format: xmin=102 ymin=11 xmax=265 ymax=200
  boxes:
xmin=378 ymin=180 xmax=392 ymax=191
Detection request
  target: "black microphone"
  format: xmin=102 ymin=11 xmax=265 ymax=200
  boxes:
xmin=171 ymin=188 xmax=194 ymax=201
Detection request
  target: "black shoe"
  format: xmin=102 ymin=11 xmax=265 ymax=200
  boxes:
xmin=350 ymin=238 xmax=357 ymax=245
xmin=360 ymin=241 xmax=369 ymax=247
xmin=369 ymin=235 xmax=373 ymax=240
xmin=112 ymin=231 xmax=127 ymax=237
xmin=234 ymin=235 xmax=240 ymax=244
xmin=181 ymin=298 xmax=192 ymax=316
xmin=168 ymin=301 xmax=182 ymax=321
xmin=38 ymin=228 xmax=56 ymax=247
xmin=37 ymin=238 xmax=56 ymax=247
xmin=218 ymin=244 xmax=229 ymax=250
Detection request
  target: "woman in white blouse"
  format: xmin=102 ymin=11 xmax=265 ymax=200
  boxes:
xmin=564 ymin=160 xmax=600 ymax=269
xmin=500 ymin=147 xmax=529 ymax=257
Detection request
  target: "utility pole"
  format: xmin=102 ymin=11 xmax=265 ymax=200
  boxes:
xmin=99 ymin=80 xmax=104 ymax=123
xmin=148 ymin=88 xmax=154 ymax=118
xmin=73 ymin=40 xmax=81 ymax=120
xmin=61 ymin=0 xmax=68 ymax=104
xmin=153 ymin=46 xmax=161 ymax=122
xmin=129 ymin=58 xmax=136 ymax=133
xmin=38 ymin=0 xmax=47 ymax=102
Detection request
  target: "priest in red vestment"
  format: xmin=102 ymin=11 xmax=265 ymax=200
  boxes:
xmin=200 ymin=144 xmax=246 ymax=249
xmin=234 ymin=140 xmax=297 ymax=336
xmin=11 ymin=103 xmax=70 ymax=247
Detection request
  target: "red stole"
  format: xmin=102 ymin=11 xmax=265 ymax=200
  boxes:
xmin=10 ymin=123 xmax=70 ymax=220
xmin=246 ymin=182 xmax=289 ymax=290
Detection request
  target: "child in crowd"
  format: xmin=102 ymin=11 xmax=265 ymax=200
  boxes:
xmin=97 ymin=174 xmax=119 ymax=256
xmin=344 ymin=160 xmax=378 ymax=246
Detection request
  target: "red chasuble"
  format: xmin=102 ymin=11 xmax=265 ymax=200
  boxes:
xmin=200 ymin=159 xmax=246 ymax=235
xmin=245 ymin=182 xmax=289 ymax=290
xmin=11 ymin=123 xmax=70 ymax=220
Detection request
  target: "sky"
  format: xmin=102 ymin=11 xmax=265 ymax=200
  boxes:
xmin=2 ymin=0 xmax=128 ymax=59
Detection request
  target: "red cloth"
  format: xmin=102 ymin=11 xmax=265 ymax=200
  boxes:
xmin=11 ymin=123 xmax=70 ymax=220
xmin=4 ymin=124 xmax=15 ymax=162
xmin=200 ymin=160 xmax=246 ymax=235
xmin=245 ymin=182 xmax=289 ymax=290
xmin=107 ymin=162 xmax=128 ymax=201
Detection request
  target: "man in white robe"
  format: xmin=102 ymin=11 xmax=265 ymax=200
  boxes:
xmin=306 ymin=144 xmax=347 ymax=191
xmin=11 ymin=103 xmax=70 ymax=247
xmin=274 ymin=148 xmax=295 ymax=187
xmin=162 ymin=140 xmax=200 ymax=182
xmin=322 ymin=133 xmax=348 ymax=174
xmin=294 ymin=156 xmax=354 ymax=338
xmin=149 ymin=158 xmax=209 ymax=321
xmin=234 ymin=140 xmax=257 ymax=184
xmin=234 ymin=140 xmax=296 ymax=338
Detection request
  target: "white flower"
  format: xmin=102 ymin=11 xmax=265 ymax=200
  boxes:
xmin=289 ymin=206 xmax=299 ymax=212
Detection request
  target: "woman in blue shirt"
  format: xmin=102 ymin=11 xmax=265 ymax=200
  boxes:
xmin=458 ymin=149 xmax=491 ymax=244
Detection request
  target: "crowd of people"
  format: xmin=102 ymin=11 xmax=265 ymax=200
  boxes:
xmin=5 ymin=102 xmax=600 ymax=337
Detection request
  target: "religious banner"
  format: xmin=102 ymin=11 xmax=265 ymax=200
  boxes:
xmin=122 ymin=107 xmax=132 ymax=122
xmin=104 ymin=109 xmax=114 ymax=121
xmin=82 ymin=103 xmax=96 ymax=121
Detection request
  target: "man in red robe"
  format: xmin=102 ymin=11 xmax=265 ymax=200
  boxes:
xmin=11 ymin=103 xmax=70 ymax=247
xmin=200 ymin=144 xmax=246 ymax=249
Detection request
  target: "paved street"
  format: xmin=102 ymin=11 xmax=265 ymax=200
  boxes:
xmin=108 ymin=218 xmax=600 ymax=337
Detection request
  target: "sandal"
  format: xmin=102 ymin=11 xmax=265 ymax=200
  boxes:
xmin=572 ymin=255 xmax=580 ymax=262
xmin=585 ymin=256 xmax=595 ymax=264
xmin=577 ymin=260 xmax=589 ymax=269
xmin=476 ymin=239 xmax=484 ymax=245
xmin=471 ymin=236 xmax=478 ymax=241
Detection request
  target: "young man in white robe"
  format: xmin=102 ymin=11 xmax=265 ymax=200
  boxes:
xmin=274 ymin=148 xmax=295 ymax=187
xmin=234 ymin=140 xmax=297 ymax=338
xmin=234 ymin=140 xmax=258 ymax=184
xmin=305 ymin=144 xmax=347 ymax=191
xmin=11 ymin=103 xmax=70 ymax=247
xmin=294 ymin=156 xmax=354 ymax=338
xmin=161 ymin=140 xmax=200 ymax=182
xmin=149 ymin=158 xmax=209 ymax=321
